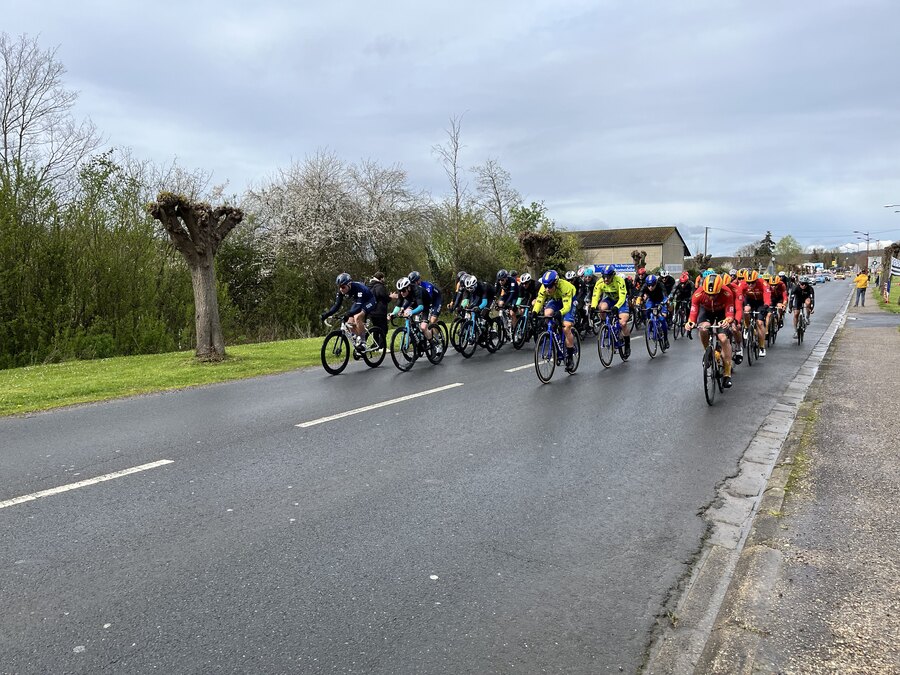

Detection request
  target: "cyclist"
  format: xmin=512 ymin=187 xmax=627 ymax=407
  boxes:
xmin=533 ymin=270 xmax=578 ymax=371
xmin=448 ymin=270 xmax=470 ymax=312
xmin=393 ymin=276 xmax=439 ymax=349
xmin=671 ymin=271 xmax=696 ymax=340
xmin=463 ymin=274 xmax=496 ymax=320
xmin=685 ymin=274 xmax=736 ymax=389
xmin=517 ymin=273 xmax=538 ymax=309
xmin=791 ymin=277 xmax=815 ymax=337
xmin=740 ymin=269 xmax=772 ymax=357
xmin=659 ymin=269 xmax=676 ymax=296
xmin=634 ymin=267 xmax=649 ymax=294
xmin=768 ymin=273 xmax=788 ymax=329
xmin=725 ymin=272 xmax=746 ymax=363
xmin=408 ymin=270 xmax=443 ymax=335
xmin=591 ymin=264 xmax=632 ymax=358
xmin=639 ymin=274 xmax=670 ymax=349
xmin=579 ymin=266 xmax=598 ymax=327
xmin=321 ymin=272 xmax=376 ymax=348
xmin=496 ymin=269 xmax=520 ymax=337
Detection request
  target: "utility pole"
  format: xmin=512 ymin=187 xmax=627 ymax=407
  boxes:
xmin=703 ymin=227 xmax=709 ymax=258
xmin=854 ymin=230 xmax=870 ymax=270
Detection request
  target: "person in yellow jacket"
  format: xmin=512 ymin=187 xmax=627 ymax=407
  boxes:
xmin=854 ymin=268 xmax=869 ymax=307
xmin=590 ymin=264 xmax=632 ymax=358
xmin=533 ymin=270 xmax=578 ymax=369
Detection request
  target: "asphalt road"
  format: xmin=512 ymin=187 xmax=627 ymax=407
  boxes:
xmin=0 ymin=282 xmax=850 ymax=674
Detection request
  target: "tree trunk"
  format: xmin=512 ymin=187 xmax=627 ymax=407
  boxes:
xmin=190 ymin=253 xmax=225 ymax=361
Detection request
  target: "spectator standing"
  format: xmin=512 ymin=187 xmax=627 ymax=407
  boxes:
xmin=854 ymin=269 xmax=869 ymax=307
xmin=368 ymin=272 xmax=390 ymax=347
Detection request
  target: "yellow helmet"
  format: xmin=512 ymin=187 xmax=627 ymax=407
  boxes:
xmin=736 ymin=268 xmax=749 ymax=281
xmin=703 ymin=274 xmax=723 ymax=295
xmin=721 ymin=273 xmax=732 ymax=286
xmin=746 ymin=270 xmax=759 ymax=282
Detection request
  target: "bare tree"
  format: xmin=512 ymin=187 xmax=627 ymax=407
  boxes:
xmin=432 ymin=114 xmax=468 ymax=270
xmin=0 ymin=33 xmax=100 ymax=196
xmin=148 ymin=192 xmax=243 ymax=361
xmin=473 ymin=158 xmax=520 ymax=232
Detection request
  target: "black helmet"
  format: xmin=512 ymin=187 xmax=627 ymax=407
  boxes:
xmin=408 ymin=270 xmax=421 ymax=283
xmin=456 ymin=270 xmax=468 ymax=281
xmin=336 ymin=272 xmax=351 ymax=287
xmin=509 ymin=270 xmax=518 ymax=278
xmin=496 ymin=269 xmax=509 ymax=282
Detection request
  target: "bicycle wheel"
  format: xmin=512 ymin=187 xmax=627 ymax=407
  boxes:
xmin=389 ymin=327 xmax=417 ymax=371
xmin=484 ymin=318 xmax=503 ymax=353
xmin=645 ymin=318 xmax=658 ymax=358
xmin=426 ymin=327 xmax=446 ymax=364
xmin=512 ymin=316 xmax=528 ymax=349
xmin=321 ymin=331 xmax=350 ymax=375
xmin=449 ymin=318 xmax=464 ymax=352
xmin=459 ymin=320 xmax=478 ymax=358
xmin=703 ymin=348 xmax=717 ymax=406
xmin=568 ymin=329 xmax=581 ymax=374
xmin=361 ymin=328 xmax=386 ymax=368
xmin=534 ymin=331 xmax=556 ymax=383
xmin=743 ymin=327 xmax=754 ymax=366
xmin=598 ymin=324 xmax=614 ymax=368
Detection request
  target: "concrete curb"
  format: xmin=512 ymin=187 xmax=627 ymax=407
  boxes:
xmin=644 ymin=288 xmax=853 ymax=674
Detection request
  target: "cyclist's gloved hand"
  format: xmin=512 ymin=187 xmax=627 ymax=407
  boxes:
xmin=320 ymin=313 xmax=327 ymax=322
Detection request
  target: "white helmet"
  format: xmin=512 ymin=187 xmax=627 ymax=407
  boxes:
xmin=464 ymin=274 xmax=477 ymax=290
xmin=396 ymin=277 xmax=411 ymax=291
xmin=519 ymin=273 xmax=532 ymax=283
xmin=565 ymin=270 xmax=576 ymax=280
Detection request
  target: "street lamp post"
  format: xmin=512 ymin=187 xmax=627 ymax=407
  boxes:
xmin=854 ymin=230 xmax=870 ymax=271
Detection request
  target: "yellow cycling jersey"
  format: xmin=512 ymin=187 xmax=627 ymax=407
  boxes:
xmin=533 ymin=278 xmax=576 ymax=316
xmin=591 ymin=274 xmax=627 ymax=310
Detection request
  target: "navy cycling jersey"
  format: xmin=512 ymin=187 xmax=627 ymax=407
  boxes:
xmin=322 ymin=281 xmax=375 ymax=319
xmin=420 ymin=280 xmax=441 ymax=300
xmin=498 ymin=278 xmax=519 ymax=306
xmin=466 ymin=281 xmax=496 ymax=309
xmin=640 ymin=283 xmax=667 ymax=304
xmin=517 ymin=280 xmax=538 ymax=307
xmin=399 ymin=284 xmax=429 ymax=314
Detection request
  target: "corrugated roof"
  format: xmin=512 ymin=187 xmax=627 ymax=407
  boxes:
xmin=572 ymin=226 xmax=690 ymax=256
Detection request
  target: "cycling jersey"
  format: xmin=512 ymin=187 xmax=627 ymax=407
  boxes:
xmin=323 ymin=281 xmax=376 ymax=319
xmin=728 ymin=280 xmax=746 ymax=323
xmin=591 ymin=275 xmax=628 ymax=311
xmin=419 ymin=280 xmax=442 ymax=314
xmin=660 ymin=275 xmax=676 ymax=295
xmin=640 ymin=283 xmax=667 ymax=305
xmin=465 ymin=281 xmax=496 ymax=310
xmin=792 ymin=284 xmax=815 ymax=309
xmin=671 ymin=280 xmax=695 ymax=301
xmin=769 ymin=280 xmax=787 ymax=304
xmin=743 ymin=279 xmax=772 ymax=306
xmin=399 ymin=284 xmax=428 ymax=315
xmin=688 ymin=287 xmax=736 ymax=323
xmin=534 ymin=278 xmax=576 ymax=316
xmin=498 ymin=278 xmax=519 ymax=306
xmin=517 ymin=280 xmax=538 ymax=307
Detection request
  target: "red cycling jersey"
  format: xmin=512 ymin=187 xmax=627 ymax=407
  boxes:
xmin=688 ymin=287 xmax=736 ymax=323
xmin=742 ymin=279 xmax=772 ymax=305
xmin=769 ymin=280 xmax=787 ymax=304
xmin=728 ymin=281 xmax=746 ymax=323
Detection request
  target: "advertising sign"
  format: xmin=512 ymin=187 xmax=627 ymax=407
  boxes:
xmin=591 ymin=264 xmax=635 ymax=275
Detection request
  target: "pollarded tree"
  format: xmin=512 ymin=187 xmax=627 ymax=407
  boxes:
xmin=148 ymin=192 xmax=243 ymax=361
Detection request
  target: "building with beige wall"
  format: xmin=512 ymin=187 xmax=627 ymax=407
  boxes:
xmin=573 ymin=226 xmax=691 ymax=272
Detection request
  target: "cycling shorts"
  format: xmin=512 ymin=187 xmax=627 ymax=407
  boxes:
xmin=547 ymin=299 xmax=578 ymax=323
xmin=348 ymin=300 xmax=376 ymax=316
xmin=599 ymin=297 xmax=630 ymax=315
xmin=745 ymin=298 xmax=769 ymax=319
xmin=429 ymin=294 xmax=443 ymax=316
xmin=696 ymin=306 xmax=729 ymax=328
xmin=644 ymin=299 xmax=667 ymax=314
xmin=791 ymin=295 xmax=813 ymax=311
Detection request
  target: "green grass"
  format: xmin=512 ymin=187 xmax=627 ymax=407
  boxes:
xmin=875 ymin=278 xmax=900 ymax=314
xmin=0 ymin=338 xmax=324 ymax=417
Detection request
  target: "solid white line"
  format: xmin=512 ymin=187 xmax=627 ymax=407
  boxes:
xmin=504 ymin=364 xmax=533 ymax=373
xmin=296 ymin=382 xmax=464 ymax=428
xmin=0 ymin=459 xmax=174 ymax=510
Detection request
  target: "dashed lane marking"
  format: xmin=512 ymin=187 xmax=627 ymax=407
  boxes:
xmin=0 ymin=460 xmax=174 ymax=510
xmin=504 ymin=364 xmax=533 ymax=373
xmin=295 ymin=383 xmax=464 ymax=428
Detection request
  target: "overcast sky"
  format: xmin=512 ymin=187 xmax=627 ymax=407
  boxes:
xmin=5 ymin=0 xmax=900 ymax=255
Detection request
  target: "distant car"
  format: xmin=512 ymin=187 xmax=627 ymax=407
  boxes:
xmin=834 ymin=272 xmax=846 ymax=280
xmin=816 ymin=275 xmax=826 ymax=283
xmin=800 ymin=275 xmax=815 ymax=285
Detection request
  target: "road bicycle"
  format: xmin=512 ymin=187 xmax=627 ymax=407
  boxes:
xmin=742 ymin=310 xmax=763 ymax=366
xmin=702 ymin=322 xmax=731 ymax=406
xmin=574 ymin=302 xmax=602 ymax=337
xmin=795 ymin=305 xmax=810 ymax=345
xmin=389 ymin=314 xmax=446 ymax=371
xmin=451 ymin=308 xmax=501 ymax=358
xmin=644 ymin=305 xmax=669 ymax=358
xmin=766 ymin=309 xmax=779 ymax=347
xmin=534 ymin=314 xmax=581 ymax=383
xmin=511 ymin=305 xmax=541 ymax=350
xmin=671 ymin=299 xmax=690 ymax=340
xmin=321 ymin=317 xmax=385 ymax=375
xmin=630 ymin=297 xmax=646 ymax=331
xmin=597 ymin=308 xmax=628 ymax=368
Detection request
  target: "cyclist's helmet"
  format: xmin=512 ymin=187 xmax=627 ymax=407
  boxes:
xmin=396 ymin=277 xmax=411 ymax=291
xmin=703 ymin=274 xmax=723 ymax=295
xmin=408 ymin=270 xmax=421 ymax=283
xmin=680 ymin=271 xmax=690 ymax=283
xmin=729 ymin=268 xmax=737 ymax=277
xmin=519 ymin=272 xmax=532 ymax=283
xmin=336 ymin=272 xmax=351 ymax=287
xmin=509 ymin=269 xmax=518 ymax=279
xmin=736 ymin=268 xmax=748 ymax=281
xmin=701 ymin=268 xmax=716 ymax=278
xmin=582 ymin=266 xmax=595 ymax=278
xmin=463 ymin=274 xmax=477 ymax=290
xmin=799 ymin=277 xmax=809 ymax=285
xmin=565 ymin=270 xmax=576 ymax=281
xmin=541 ymin=270 xmax=559 ymax=287
xmin=778 ymin=271 xmax=787 ymax=279
xmin=456 ymin=270 xmax=468 ymax=282
xmin=761 ymin=273 xmax=771 ymax=283
xmin=496 ymin=269 xmax=509 ymax=282
xmin=637 ymin=267 xmax=646 ymax=276
xmin=602 ymin=264 xmax=616 ymax=278
xmin=747 ymin=270 xmax=760 ymax=282
xmin=646 ymin=274 xmax=658 ymax=286
xmin=721 ymin=273 xmax=732 ymax=286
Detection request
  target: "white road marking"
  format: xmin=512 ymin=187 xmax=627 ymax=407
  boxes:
xmin=295 ymin=382 xmax=464 ymax=428
xmin=504 ymin=364 xmax=533 ymax=372
xmin=0 ymin=460 xmax=174 ymax=510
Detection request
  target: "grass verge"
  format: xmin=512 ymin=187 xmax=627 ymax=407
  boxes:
xmin=0 ymin=338 xmax=323 ymax=417
xmin=875 ymin=280 xmax=900 ymax=314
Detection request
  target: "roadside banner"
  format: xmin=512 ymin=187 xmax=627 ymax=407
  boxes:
xmin=591 ymin=263 xmax=636 ymax=275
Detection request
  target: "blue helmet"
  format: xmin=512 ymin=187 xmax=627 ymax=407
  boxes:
xmin=646 ymin=274 xmax=658 ymax=286
xmin=582 ymin=266 xmax=595 ymax=278
xmin=602 ymin=265 xmax=616 ymax=277
xmin=336 ymin=272 xmax=351 ymax=287
xmin=408 ymin=270 xmax=421 ymax=283
xmin=541 ymin=270 xmax=559 ymax=287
